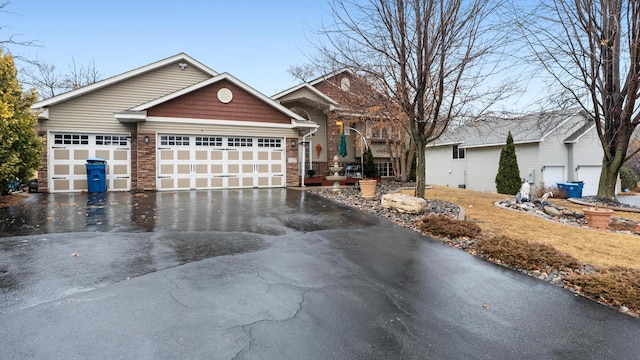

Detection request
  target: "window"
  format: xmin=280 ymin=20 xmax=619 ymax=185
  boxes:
xmin=228 ymin=138 xmax=253 ymax=147
xmin=96 ymin=135 xmax=128 ymax=146
xmin=195 ymin=136 xmax=222 ymax=146
xmin=374 ymin=162 xmax=393 ymax=177
xmin=453 ymin=145 xmax=465 ymax=159
xmin=54 ymin=133 xmax=89 ymax=145
xmin=257 ymin=138 xmax=281 ymax=148
xmin=160 ymin=135 xmax=189 ymax=146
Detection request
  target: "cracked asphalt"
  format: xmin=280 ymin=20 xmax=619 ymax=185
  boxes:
xmin=0 ymin=189 xmax=639 ymax=359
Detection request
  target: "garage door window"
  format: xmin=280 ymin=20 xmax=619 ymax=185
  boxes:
xmin=196 ymin=136 xmax=222 ymax=146
xmin=160 ymin=135 xmax=190 ymax=146
xmin=54 ymin=134 xmax=89 ymax=145
xmin=257 ymin=138 xmax=282 ymax=148
xmin=96 ymin=135 xmax=128 ymax=146
xmin=228 ymin=138 xmax=253 ymax=147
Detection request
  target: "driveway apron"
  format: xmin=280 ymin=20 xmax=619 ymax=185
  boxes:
xmin=0 ymin=189 xmax=638 ymax=359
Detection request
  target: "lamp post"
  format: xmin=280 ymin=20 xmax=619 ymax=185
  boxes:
xmin=346 ymin=127 xmax=368 ymax=178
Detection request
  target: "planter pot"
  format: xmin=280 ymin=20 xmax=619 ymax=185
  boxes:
xmin=359 ymin=179 xmax=377 ymax=200
xmin=583 ymin=207 xmax=614 ymax=230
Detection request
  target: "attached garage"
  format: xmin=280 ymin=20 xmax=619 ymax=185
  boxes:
xmin=156 ymin=135 xmax=285 ymax=191
xmin=32 ymin=53 xmax=316 ymax=193
xmin=575 ymin=165 xmax=601 ymax=196
xmin=48 ymin=132 xmax=131 ymax=193
xmin=542 ymin=166 xmax=565 ymax=189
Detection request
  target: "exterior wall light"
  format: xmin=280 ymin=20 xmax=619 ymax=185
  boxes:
xmin=144 ymin=135 xmax=149 ymax=143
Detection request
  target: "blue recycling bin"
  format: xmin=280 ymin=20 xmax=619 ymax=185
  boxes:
xmin=556 ymin=181 xmax=583 ymax=198
xmin=86 ymin=158 xmax=107 ymax=192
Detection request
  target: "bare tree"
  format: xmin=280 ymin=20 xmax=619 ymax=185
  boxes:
xmin=517 ymin=0 xmax=640 ymax=200
xmin=314 ymin=0 xmax=509 ymax=197
xmin=20 ymin=57 xmax=101 ymax=99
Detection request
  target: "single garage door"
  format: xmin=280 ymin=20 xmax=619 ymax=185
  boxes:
xmin=542 ymin=165 xmax=564 ymax=189
xmin=49 ymin=133 xmax=131 ymax=192
xmin=157 ymin=135 xmax=285 ymax=191
xmin=576 ymin=166 xmax=601 ymax=196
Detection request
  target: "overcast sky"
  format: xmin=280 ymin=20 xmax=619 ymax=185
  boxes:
xmin=2 ymin=0 xmax=328 ymax=96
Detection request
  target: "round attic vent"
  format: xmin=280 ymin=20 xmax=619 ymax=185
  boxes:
xmin=217 ymin=88 xmax=233 ymax=103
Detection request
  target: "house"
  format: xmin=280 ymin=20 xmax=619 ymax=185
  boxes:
xmin=272 ymin=69 xmax=397 ymax=181
xmin=424 ymin=109 xmax=606 ymax=196
xmin=31 ymin=53 xmax=317 ymax=193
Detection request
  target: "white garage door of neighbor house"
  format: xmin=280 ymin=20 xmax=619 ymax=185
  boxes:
xmin=157 ymin=135 xmax=285 ymax=191
xmin=542 ymin=166 xmax=565 ymax=190
xmin=576 ymin=166 xmax=601 ymax=196
xmin=49 ymin=133 xmax=131 ymax=192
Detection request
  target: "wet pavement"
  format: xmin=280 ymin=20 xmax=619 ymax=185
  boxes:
xmin=0 ymin=189 xmax=639 ymax=359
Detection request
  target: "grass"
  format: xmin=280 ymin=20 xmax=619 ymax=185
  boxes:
xmin=409 ymin=185 xmax=640 ymax=316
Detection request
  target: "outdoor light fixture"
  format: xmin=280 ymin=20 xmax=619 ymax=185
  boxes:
xmin=291 ymin=139 xmax=296 ymax=147
xmin=144 ymin=135 xmax=149 ymax=143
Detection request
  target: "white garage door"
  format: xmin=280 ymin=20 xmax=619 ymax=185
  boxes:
xmin=157 ymin=135 xmax=285 ymax=191
xmin=542 ymin=166 xmax=565 ymax=189
xmin=49 ymin=133 xmax=131 ymax=192
xmin=576 ymin=166 xmax=601 ymax=196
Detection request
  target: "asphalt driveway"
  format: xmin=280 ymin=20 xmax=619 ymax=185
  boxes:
xmin=0 ymin=189 xmax=639 ymax=359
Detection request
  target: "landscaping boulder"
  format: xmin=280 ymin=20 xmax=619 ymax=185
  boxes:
xmin=381 ymin=193 xmax=426 ymax=214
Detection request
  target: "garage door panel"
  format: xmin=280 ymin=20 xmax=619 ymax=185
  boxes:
xmin=228 ymin=151 xmax=239 ymax=161
xmin=75 ymin=149 xmax=89 ymax=159
xmin=211 ymin=178 xmax=223 ymax=187
xmin=195 ymin=164 xmax=207 ymax=173
xmin=54 ymin=164 xmax=70 ymax=175
xmin=242 ymin=164 xmax=253 ymax=173
xmin=272 ymin=164 xmax=282 ymax=172
xmin=114 ymin=165 xmax=128 ymax=175
xmin=95 ymin=150 xmax=110 ymax=159
xmin=228 ymin=178 xmax=240 ymax=187
xmin=160 ymin=150 xmax=174 ymax=160
xmin=211 ymin=151 xmax=223 ymax=160
xmin=55 ymin=149 xmax=70 ymax=159
xmin=228 ymin=164 xmax=239 ymax=173
xmin=74 ymin=179 xmax=87 ymax=189
xmin=113 ymin=179 xmax=128 ymax=190
xmin=113 ymin=151 xmax=128 ymax=161
xmin=177 ymin=164 xmax=190 ymax=174
xmin=54 ymin=179 xmax=70 ymax=191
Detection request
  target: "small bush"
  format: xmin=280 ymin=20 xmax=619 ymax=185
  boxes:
xmin=567 ymin=267 xmax=640 ymax=311
xmin=475 ymin=235 xmax=581 ymax=271
xmin=415 ymin=215 xmax=481 ymax=238
xmin=620 ymin=167 xmax=638 ymax=191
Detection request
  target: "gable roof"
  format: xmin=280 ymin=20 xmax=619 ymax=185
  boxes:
xmin=430 ymin=109 xmax=591 ymax=148
xmin=32 ymin=53 xmax=218 ymax=109
xmin=308 ymin=68 xmax=354 ymax=86
xmin=271 ymin=82 xmax=340 ymax=108
xmin=117 ymin=72 xmax=316 ymax=128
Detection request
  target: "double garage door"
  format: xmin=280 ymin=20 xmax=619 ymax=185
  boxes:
xmin=157 ymin=135 xmax=285 ymax=191
xmin=49 ymin=132 xmax=131 ymax=193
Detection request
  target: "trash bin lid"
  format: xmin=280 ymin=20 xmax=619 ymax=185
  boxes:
xmin=86 ymin=157 xmax=107 ymax=164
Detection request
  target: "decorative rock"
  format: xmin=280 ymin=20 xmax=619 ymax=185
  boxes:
xmin=620 ymin=306 xmax=630 ymax=313
xmin=381 ymin=193 xmax=427 ymax=214
xmin=543 ymin=206 xmax=562 ymax=217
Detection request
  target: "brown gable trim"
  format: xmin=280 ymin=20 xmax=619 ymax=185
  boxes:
xmin=147 ymin=80 xmax=291 ymax=124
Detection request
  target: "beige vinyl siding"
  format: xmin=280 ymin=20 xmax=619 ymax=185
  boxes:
xmin=466 ymin=147 xmax=500 ymax=192
xmin=425 ymin=146 xmax=466 ymax=188
xmin=39 ymin=64 xmax=212 ymax=132
xmin=307 ymin=107 xmax=328 ymax=163
xmin=572 ymin=128 xmax=603 ymax=167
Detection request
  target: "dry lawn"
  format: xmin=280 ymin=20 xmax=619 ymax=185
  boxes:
xmin=420 ymin=185 xmax=640 ymax=270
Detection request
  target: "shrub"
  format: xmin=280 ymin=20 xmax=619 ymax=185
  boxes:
xmin=567 ymin=267 xmax=640 ymax=311
xmin=495 ymin=132 xmax=521 ymax=195
xmin=475 ymin=235 xmax=581 ymax=271
xmin=415 ymin=215 xmax=481 ymax=238
xmin=619 ymin=167 xmax=638 ymax=191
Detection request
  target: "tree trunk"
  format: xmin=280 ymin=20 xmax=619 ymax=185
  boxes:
xmin=598 ymin=152 xmax=625 ymax=200
xmin=415 ymin=137 xmax=426 ymax=198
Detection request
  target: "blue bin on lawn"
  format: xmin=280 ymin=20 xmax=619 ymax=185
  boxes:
xmin=556 ymin=181 xmax=583 ymax=198
xmin=86 ymin=158 xmax=107 ymax=193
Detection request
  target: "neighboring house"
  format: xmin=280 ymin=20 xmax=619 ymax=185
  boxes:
xmin=273 ymin=69 xmax=396 ymax=179
xmin=31 ymin=53 xmax=317 ymax=193
xmin=425 ymin=109 xmax=606 ymax=196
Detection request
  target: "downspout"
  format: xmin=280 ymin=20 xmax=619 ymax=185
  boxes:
xmin=300 ymin=127 xmax=318 ymax=187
